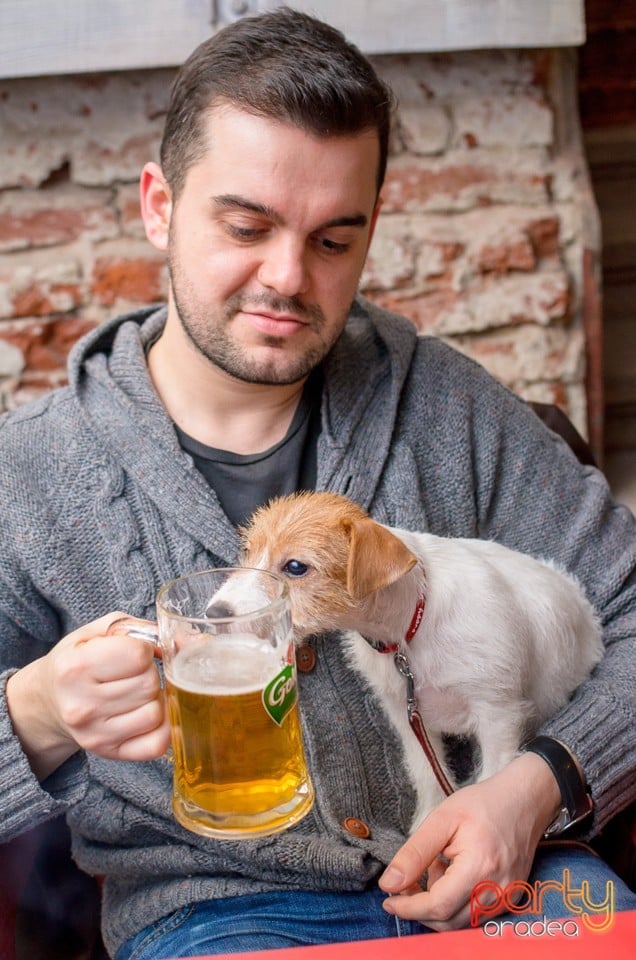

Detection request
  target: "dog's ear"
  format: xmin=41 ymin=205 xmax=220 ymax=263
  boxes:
xmin=343 ymin=518 xmax=418 ymax=599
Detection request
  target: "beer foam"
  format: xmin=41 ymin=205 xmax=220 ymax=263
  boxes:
xmin=169 ymin=633 xmax=277 ymax=694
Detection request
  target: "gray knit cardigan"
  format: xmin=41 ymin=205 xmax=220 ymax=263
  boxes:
xmin=0 ymin=299 xmax=634 ymax=956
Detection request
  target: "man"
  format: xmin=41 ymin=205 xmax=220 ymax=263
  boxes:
xmin=1 ymin=8 xmax=635 ymax=959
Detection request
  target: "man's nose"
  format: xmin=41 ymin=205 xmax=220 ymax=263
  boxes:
xmin=257 ymin=238 xmax=309 ymax=297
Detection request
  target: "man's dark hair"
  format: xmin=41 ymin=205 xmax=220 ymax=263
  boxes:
xmin=160 ymin=7 xmax=395 ymax=198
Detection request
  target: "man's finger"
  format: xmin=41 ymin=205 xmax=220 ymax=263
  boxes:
xmin=381 ymin=866 xmax=473 ymax=929
xmin=379 ymin=816 xmax=447 ymax=892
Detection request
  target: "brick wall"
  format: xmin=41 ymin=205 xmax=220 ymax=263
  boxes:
xmin=0 ymin=47 xmax=600 ymax=449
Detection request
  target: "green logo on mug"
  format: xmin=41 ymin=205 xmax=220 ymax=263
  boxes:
xmin=262 ymin=664 xmax=297 ymax=726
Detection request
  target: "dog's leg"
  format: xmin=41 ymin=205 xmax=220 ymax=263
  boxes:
xmin=342 ymin=632 xmax=448 ymax=832
xmin=380 ymin=711 xmax=449 ymax=833
xmin=473 ymin=704 xmax=532 ymax=781
xmin=407 ymin=731 xmax=450 ymax=832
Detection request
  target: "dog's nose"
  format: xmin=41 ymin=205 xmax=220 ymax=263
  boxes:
xmin=205 ymin=601 xmax=235 ymax=619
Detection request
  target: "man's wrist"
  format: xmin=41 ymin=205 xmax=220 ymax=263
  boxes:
xmin=6 ymin=661 xmax=77 ymax=782
xmin=522 ymin=735 xmax=593 ymax=837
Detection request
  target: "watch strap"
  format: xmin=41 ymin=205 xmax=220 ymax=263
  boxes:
xmin=523 ymin=735 xmax=593 ymax=836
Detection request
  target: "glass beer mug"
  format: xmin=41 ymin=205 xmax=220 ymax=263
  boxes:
xmin=117 ymin=568 xmax=314 ymax=839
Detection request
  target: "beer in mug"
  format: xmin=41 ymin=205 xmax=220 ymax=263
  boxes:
xmin=165 ymin=632 xmax=313 ymax=836
xmin=158 ymin=568 xmax=314 ymax=838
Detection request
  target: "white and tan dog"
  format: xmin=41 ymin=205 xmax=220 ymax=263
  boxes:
xmin=227 ymin=491 xmax=603 ymax=827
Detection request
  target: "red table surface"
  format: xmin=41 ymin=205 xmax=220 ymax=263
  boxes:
xmin=170 ymin=909 xmax=636 ymax=960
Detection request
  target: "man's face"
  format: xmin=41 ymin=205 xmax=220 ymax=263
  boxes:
xmin=161 ymin=103 xmax=381 ymax=385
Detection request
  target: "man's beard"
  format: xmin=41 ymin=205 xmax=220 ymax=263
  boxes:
xmin=169 ymin=259 xmax=348 ymax=386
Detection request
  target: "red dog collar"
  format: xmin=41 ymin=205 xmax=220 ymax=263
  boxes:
xmin=374 ymin=595 xmax=426 ymax=654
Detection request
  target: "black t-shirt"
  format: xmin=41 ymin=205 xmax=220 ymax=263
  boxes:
xmin=174 ymin=371 xmax=321 ymax=527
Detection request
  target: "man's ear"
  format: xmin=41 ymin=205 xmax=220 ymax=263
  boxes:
xmin=139 ymin=161 xmax=172 ymax=252
xmin=343 ymin=517 xmax=417 ymax=600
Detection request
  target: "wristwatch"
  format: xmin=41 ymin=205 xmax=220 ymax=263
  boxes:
xmin=523 ymin=735 xmax=593 ymax=838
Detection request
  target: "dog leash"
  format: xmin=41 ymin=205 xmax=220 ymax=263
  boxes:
xmin=375 ymin=593 xmax=455 ymax=798
xmin=393 ymin=651 xmax=455 ymax=798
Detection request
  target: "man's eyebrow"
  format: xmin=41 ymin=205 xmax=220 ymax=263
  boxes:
xmin=212 ymin=195 xmax=281 ymax=222
xmin=322 ymin=213 xmax=368 ymax=229
xmin=211 ymin=194 xmax=368 ymax=229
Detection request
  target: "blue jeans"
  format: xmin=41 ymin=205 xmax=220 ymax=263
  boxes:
xmin=115 ymin=887 xmax=425 ymax=959
xmin=115 ymin=846 xmax=636 ymax=959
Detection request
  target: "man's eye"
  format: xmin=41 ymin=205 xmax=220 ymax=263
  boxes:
xmin=282 ymin=559 xmax=309 ymax=578
xmin=318 ymin=237 xmax=349 ymax=254
xmin=226 ymin=225 xmax=262 ymax=240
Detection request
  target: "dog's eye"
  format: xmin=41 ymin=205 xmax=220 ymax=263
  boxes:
xmin=282 ymin=559 xmax=309 ymax=578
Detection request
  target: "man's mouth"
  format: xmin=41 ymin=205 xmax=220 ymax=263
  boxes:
xmin=240 ymin=309 xmax=308 ymax=338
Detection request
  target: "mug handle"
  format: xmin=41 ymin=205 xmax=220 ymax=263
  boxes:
xmin=106 ymin=616 xmax=160 ymax=651
xmin=105 ymin=617 xmax=169 ymax=753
